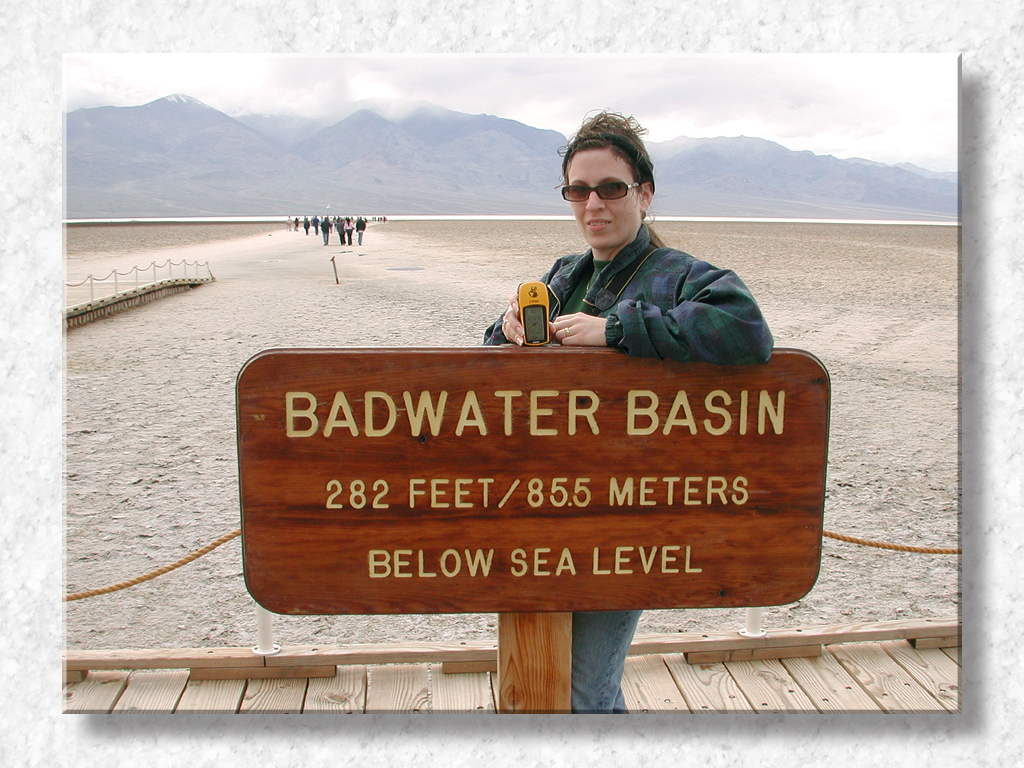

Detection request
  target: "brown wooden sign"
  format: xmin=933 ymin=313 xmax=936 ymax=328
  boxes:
xmin=237 ymin=347 xmax=830 ymax=615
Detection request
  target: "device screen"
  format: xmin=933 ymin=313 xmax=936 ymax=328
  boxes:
xmin=522 ymin=304 xmax=548 ymax=344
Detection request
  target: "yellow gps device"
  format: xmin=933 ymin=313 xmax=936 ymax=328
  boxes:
xmin=518 ymin=281 xmax=551 ymax=346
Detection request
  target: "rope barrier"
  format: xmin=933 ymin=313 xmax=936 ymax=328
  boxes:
xmin=63 ymin=525 xmax=960 ymax=603
xmin=823 ymin=529 xmax=960 ymax=555
xmin=64 ymin=259 xmax=215 ymax=310
xmin=65 ymin=258 xmax=213 ymax=288
xmin=63 ymin=529 xmax=241 ymax=602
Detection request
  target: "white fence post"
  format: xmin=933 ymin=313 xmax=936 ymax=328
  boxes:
xmin=252 ymin=601 xmax=280 ymax=656
xmin=739 ymin=607 xmax=766 ymax=638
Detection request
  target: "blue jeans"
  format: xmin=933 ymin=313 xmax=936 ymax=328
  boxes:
xmin=571 ymin=609 xmax=642 ymax=713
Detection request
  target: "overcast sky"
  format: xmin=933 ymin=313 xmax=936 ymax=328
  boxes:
xmin=64 ymin=53 xmax=959 ymax=172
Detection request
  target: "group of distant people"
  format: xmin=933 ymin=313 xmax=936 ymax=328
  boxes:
xmin=290 ymin=214 xmax=386 ymax=246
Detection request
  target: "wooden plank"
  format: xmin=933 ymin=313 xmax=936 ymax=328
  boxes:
xmin=365 ymin=664 xmax=430 ymax=713
xmin=686 ymin=644 xmax=821 ymax=664
xmin=724 ymin=659 xmax=818 ymax=713
xmin=175 ymin=679 xmax=246 ymax=714
xmin=266 ymin=641 xmax=497 ymax=667
xmin=63 ymin=618 xmax=958 ymax=675
xmin=497 ymin=612 xmax=572 ymax=713
xmin=63 ymin=670 xmax=130 ymax=714
xmin=827 ymin=643 xmax=949 ymax=713
xmin=942 ymin=646 xmax=961 ymax=665
xmin=432 ymin=667 xmax=496 ymax=713
xmin=780 ymin=653 xmax=884 ymax=712
xmin=65 ymin=647 xmax=261 ymax=671
xmin=621 ymin=655 xmax=689 ymax=713
xmin=112 ymin=669 xmax=189 ymax=714
xmin=63 ymin=670 xmax=85 ymax=685
xmin=662 ymin=655 xmax=755 ymax=713
xmin=189 ymin=665 xmax=336 ymax=680
xmin=880 ymin=640 xmax=960 ymax=713
xmin=304 ymin=666 xmax=367 ymax=713
xmin=239 ymin=677 xmax=308 ymax=714
xmin=630 ymin=617 xmax=960 ymax=657
xmin=441 ymin=660 xmax=497 ymax=674
xmin=911 ymin=635 xmax=960 ymax=650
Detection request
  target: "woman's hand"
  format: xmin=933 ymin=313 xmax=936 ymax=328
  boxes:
xmin=500 ymin=291 xmax=525 ymax=345
xmin=551 ymin=313 xmax=609 ymax=346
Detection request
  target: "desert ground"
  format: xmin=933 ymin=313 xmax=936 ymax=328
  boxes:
xmin=63 ymin=218 xmax=959 ymax=651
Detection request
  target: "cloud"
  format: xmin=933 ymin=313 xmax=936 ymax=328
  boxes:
xmin=62 ymin=53 xmax=959 ymax=172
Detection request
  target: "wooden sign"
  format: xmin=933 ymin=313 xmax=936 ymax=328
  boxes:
xmin=237 ymin=347 xmax=830 ymax=615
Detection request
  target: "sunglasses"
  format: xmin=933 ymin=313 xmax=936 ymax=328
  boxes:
xmin=561 ymin=181 xmax=640 ymax=202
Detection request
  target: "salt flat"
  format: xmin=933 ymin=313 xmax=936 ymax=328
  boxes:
xmin=64 ymin=220 xmax=959 ymax=651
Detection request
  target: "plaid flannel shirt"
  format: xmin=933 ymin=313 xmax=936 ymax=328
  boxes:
xmin=483 ymin=224 xmax=773 ymax=364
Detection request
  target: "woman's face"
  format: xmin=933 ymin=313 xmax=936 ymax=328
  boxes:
xmin=566 ymin=147 xmax=653 ymax=261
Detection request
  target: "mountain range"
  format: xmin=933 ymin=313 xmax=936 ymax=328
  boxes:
xmin=65 ymin=95 xmax=958 ymax=220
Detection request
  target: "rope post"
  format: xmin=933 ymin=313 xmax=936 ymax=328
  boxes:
xmin=739 ymin=607 xmax=766 ymax=638
xmin=89 ymin=276 xmax=94 ymax=303
xmin=252 ymin=601 xmax=280 ymax=656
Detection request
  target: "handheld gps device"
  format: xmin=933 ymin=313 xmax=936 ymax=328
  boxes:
xmin=518 ymin=281 xmax=551 ymax=346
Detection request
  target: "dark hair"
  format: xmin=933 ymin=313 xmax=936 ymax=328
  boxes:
xmin=560 ymin=111 xmax=665 ymax=247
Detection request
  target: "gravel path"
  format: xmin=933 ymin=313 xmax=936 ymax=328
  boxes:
xmin=64 ymin=219 xmax=959 ymax=650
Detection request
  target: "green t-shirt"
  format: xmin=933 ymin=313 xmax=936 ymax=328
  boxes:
xmin=560 ymin=258 xmax=611 ymax=315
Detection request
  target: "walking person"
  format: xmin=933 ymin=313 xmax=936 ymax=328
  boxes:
xmin=344 ymin=217 xmax=355 ymax=245
xmin=484 ymin=111 xmax=773 ymax=713
xmin=303 ymin=216 xmax=310 ymax=235
xmin=356 ymin=216 xmax=367 ymax=245
xmin=313 ymin=215 xmax=320 ymax=237
xmin=322 ymin=215 xmax=332 ymax=245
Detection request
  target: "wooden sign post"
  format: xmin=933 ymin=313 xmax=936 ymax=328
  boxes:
xmin=236 ymin=347 xmax=830 ymax=712
xmin=497 ymin=612 xmax=572 ymax=713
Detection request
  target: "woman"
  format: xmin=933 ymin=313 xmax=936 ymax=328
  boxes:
xmin=483 ymin=111 xmax=773 ymax=713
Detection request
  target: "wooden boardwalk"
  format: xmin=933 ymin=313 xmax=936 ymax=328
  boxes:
xmin=64 ymin=618 xmax=959 ymax=714
xmin=64 ymin=277 xmax=213 ymax=328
